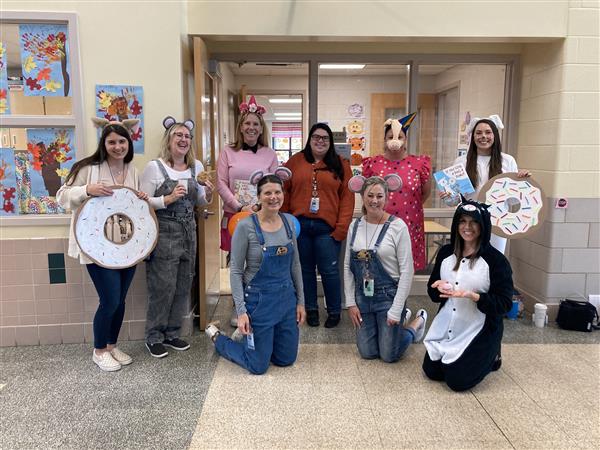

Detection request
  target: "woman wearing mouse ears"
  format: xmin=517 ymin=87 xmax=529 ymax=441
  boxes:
xmin=140 ymin=116 xmax=214 ymax=359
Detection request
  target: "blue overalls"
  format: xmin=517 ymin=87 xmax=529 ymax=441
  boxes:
xmin=145 ymin=159 xmax=198 ymax=345
xmin=215 ymin=213 xmax=300 ymax=375
xmin=349 ymin=216 xmax=415 ymax=363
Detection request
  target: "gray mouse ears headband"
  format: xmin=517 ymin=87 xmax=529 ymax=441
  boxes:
xmin=348 ymin=174 xmax=403 ymax=193
xmin=162 ymin=116 xmax=195 ymax=132
xmin=249 ymin=167 xmax=292 ymax=186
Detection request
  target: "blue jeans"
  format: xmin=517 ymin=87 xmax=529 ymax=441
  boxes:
xmin=86 ymin=263 xmax=136 ymax=349
xmin=357 ymin=309 xmax=415 ymax=363
xmin=297 ymin=217 xmax=342 ymax=315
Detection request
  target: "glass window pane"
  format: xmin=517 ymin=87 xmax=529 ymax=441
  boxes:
xmin=317 ymin=63 xmax=409 ymax=168
xmin=417 ymin=64 xmax=507 ymax=208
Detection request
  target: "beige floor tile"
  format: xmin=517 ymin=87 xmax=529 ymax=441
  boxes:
xmin=511 ymin=440 xmax=581 ymax=450
xmin=379 ymin=438 xmax=513 ymax=449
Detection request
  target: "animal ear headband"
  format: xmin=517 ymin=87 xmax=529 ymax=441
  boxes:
xmin=239 ymin=96 xmax=266 ymax=116
xmin=91 ymin=117 xmax=140 ymax=134
xmin=249 ymin=167 xmax=292 ymax=186
xmin=163 ymin=116 xmax=195 ymax=132
xmin=465 ymin=114 xmax=504 ymax=137
xmin=348 ymin=174 xmax=403 ymax=193
xmin=383 ymin=112 xmax=417 ymax=151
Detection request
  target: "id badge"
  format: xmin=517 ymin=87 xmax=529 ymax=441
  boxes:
xmin=247 ymin=332 xmax=255 ymax=350
xmin=363 ymin=277 xmax=375 ymax=297
xmin=309 ymin=197 xmax=320 ymax=213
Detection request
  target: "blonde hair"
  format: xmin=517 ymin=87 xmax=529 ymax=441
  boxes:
xmin=159 ymin=124 xmax=196 ymax=168
xmin=230 ymin=112 xmax=270 ymax=150
xmin=360 ymin=176 xmax=389 ymax=215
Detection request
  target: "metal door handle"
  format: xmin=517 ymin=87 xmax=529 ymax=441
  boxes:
xmin=202 ymin=209 xmax=215 ymax=219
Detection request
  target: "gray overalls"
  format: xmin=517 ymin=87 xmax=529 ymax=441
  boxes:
xmin=145 ymin=160 xmax=198 ymax=345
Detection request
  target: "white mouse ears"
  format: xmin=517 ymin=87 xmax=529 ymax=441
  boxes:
xmin=348 ymin=174 xmax=402 ymax=193
xmin=249 ymin=167 xmax=292 ymax=185
xmin=163 ymin=116 xmax=195 ymax=132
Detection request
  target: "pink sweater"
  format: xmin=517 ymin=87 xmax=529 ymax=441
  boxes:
xmin=216 ymin=144 xmax=279 ymax=214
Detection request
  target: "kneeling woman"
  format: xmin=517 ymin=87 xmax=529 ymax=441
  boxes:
xmin=344 ymin=175 xmax=428 ymax=363
xmin=423 ymin=198 xmax=513 ymax=391
xmin=206 ymin=169 xmax=306 ymax=374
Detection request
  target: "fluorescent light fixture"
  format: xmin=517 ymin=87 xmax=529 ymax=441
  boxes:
xmin=319 ymin=64 xmax=366 ymax=70
xmin=269 ymin=98 xmax=302 ymax=104
xmin=274 ymin=112 xmax=302 ymax=117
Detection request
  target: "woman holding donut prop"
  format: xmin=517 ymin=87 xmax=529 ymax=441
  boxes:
xmin=362 ymin=113 xmax=432 ymax=272
xmin=140 ymin=117 xmax=214 ymax=358
xmin=216 ymin=96 xmax=279 ymax=327
xmin=205 ymin=168 xmax=306 ymax=375
xmin=344 ymin=175 xmax=428 ymax=363
xmin=423 ymin=198 xmax=513 ymax=391
xmin=57 ymin=118 xmax=147 ymax=372
xmin=441 ymin=115 xmax=531 ymax=253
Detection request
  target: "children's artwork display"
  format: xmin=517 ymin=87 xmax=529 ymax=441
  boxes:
xmin=95 ymin=85 xmax=144 ymax=154
xmin=19 ymin=24 xmax=71 ymax=97
xmin=0 ymin=42 xmax=10 ymax=114
xmin=0 ymin=148 xmax=18 ymax=215
xmin=433 ymin=163 xmax=475 ymax=196
xmin=10 ymin=128 xmax=76 ymax=214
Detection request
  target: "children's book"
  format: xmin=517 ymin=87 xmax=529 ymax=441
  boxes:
xmin=433 ymin=163 xmax=475 ymax=195
xmin=233 ymin=179 xmax=257 ymax=207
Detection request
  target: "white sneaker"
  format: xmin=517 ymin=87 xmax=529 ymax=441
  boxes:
xmin=230 ymin=310 xmax=238 ymax=328
xmin=231 ymin=328 xmax=244 ymax=343
xmin=205 ymin=321 xmax=221 ymax=343
xmin=93 ymin=350 xmax=121 ymax=372
xmin=403 ymin=308 xmax=412 ymax=327
xmin=413 ymin=309 xmax=429 ymax=343
xmin=110 ymin=347 xmax=132 ymax=366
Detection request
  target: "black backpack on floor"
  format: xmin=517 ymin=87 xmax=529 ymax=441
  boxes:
xmin=556 ymin=299 xmax=600 ymax=332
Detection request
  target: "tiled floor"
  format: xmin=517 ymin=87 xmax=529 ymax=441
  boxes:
xmin=1 ymin=293 xmax=599 ymax=450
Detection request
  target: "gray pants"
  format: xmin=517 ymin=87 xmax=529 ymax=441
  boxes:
xmin=145 ymin=217 xmax=196 ymax=344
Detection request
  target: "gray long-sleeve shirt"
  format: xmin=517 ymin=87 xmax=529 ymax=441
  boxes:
xmin=230 ymin=214 xmax=304 ymax=316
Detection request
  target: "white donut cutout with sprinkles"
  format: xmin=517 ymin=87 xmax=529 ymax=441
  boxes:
xmin=478 ymin=173 xmax=546 ymax=239
xmin=75 ymin=187 xmax=158 ymax=268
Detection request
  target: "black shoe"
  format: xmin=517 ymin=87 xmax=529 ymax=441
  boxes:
xmin=491 ymin=355 xmax=502 ymax=371
xmin=163 ymin=338 xmax=190 ymax=351
xmin=324 ymin=314 xmax=341 ymax=328
xmin=146 ymin=342 xmax=168 ymax=358
xmin=306 ymin=310 xmax=319 ymax=327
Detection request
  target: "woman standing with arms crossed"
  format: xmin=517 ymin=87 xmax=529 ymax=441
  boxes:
xmin=345 ymin=175 xmax=427 ymax=362
xmin=217 ymin=96 xmax=279 ymax=327
xmin=141 ymin=117 xmax=213 ymax=358
xmin=362 ymin=114 xmax=432 ymax=272
xmin=283 ymin=123 xmax=354 ymax=328
xmin=206 ymin=169 xmax=306 ymax=375
xmin=57 ymin=118 xmax=146 ymax=371
xmin=442 ymin=115 xmax=531 ymax=253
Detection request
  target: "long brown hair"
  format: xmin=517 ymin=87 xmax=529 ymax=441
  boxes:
xmin=65 ymin=124 xmax=134 ymax=185
xmin=465 ymin=119 xmax=503 ymax=188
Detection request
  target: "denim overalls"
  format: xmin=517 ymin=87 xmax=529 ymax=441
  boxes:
xmin=349 ymin=216 xmax=415 ymax=362
xmin=145 ymin=160 xmax=198 ymax=345
xmin=215 ymin=213 xmax=299 ymax=375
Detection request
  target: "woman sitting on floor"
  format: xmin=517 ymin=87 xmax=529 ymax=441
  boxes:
xmin=423 ymin=197 xmax=513 ymax=391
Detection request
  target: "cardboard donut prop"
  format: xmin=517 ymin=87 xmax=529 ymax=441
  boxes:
xmin=74 ymin=187 xmax=158 ymax=268
xmin=478 ymin=173 xmax=546 ymax=239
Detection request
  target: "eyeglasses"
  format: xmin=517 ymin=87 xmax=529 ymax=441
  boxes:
xmin=311 ymin=135 xmax=330 ymax=143
xmin=173 ymin=132 xmax=193 ymax=140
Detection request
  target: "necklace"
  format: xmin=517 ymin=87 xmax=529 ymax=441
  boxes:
xmin=108 ymin=163 xmax=127 ymax=185
xmin=364 ymin=213 xmax=385 ymax=249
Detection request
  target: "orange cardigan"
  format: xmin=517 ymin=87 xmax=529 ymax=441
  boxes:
xmin=283 ymin=152 xmax=355 ymax=241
